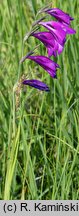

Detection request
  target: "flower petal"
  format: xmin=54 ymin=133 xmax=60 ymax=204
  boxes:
xmin=47 ymin=45 xmax=57 ymax=57
xmin=39 ymin=21 xmax=66 ymax=45
xmin=31 ymin=31 xmax=56 ymax=57
xmin=31 ymin=31 xmax=65 ymax=57
xmin=45 ymin=8 xmax=74 ymax=25
xmin=28 ymin=55 xmax=60 ymax=78
xmin=31 ymin=31 xmax=55 ymax=47
xmin=60 ymin=22 xmax=76 ymax=34
xmin=22 ymin=79 xmax=50 ymax=91
xmin=20 ymin=54 xmax=60 ymax=78
xmin=52 ymin=21 xmax=76 ymax=34
xmin=57 ymin=43 xmax=64 ymax=55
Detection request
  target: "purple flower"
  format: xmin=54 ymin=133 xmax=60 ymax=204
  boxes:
xmin=31 ymin=31 xmax=64 ymax=57
xmin=39 ymin=21 xmax=76 ymax=45
xmin=44 ymin=8 xmax=74 ymax=25
xmin=20 ymin=54 xmax=60 ymax=78
xmin=39 ymin=21 xmax=66 ymax=45
xmin=22 ymin=79 xmax=49 ymax=91
xmin=51 ymin=21 xmax=76 ymax=34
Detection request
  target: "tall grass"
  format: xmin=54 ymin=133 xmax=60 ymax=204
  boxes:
xmin=0 ymin=0 xmax=79 ymax=200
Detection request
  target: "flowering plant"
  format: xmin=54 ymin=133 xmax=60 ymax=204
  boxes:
xmin=17 ymin=5 xmax=76 ymax=101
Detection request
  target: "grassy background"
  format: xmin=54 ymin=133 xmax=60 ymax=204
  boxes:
xmin=0 ymin=0 xmax=79 ymax=200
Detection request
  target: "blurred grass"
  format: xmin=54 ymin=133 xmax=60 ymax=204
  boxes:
xmin=0 ymin=0 xmax=79 ymax=200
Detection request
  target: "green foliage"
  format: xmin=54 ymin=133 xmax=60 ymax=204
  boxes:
xmin=0 ymin=0 xmax=79 ymax=200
